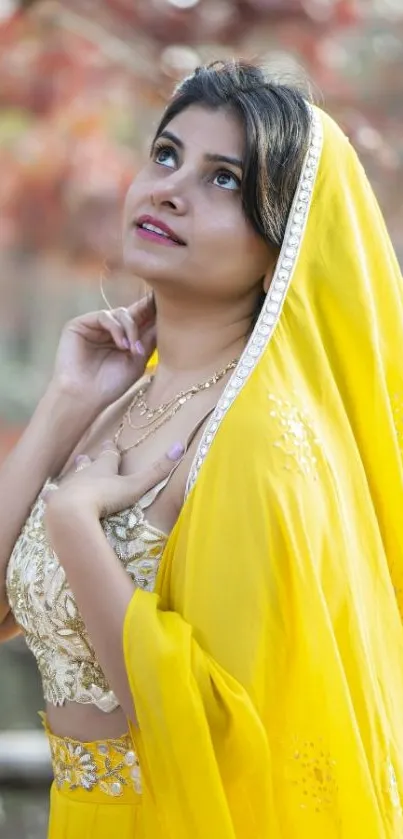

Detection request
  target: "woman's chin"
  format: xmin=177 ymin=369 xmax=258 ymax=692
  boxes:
xmin=123 ymin=245 xmax=159 ymax=277
xmin=123 ymin=242 xmax=186 ymax=286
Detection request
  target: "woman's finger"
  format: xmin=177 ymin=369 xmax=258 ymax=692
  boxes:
xmin=74 ymin=454 xmax=92 ymax=473
xmin=138 ymin=323 xmax=157 ymax=360
xmin=117 ymin=442 xmax=185 ymax=508
xmin=127 ymin=294 xmax=155 ymax=328
xmin=96 ymin=442 xmax=185 ymax=518
xmin=111 ymin=307 xmax=144 ymax=356
xmin=89 ymin=440 xmax=121 ymax=476
xmin=97 ymin=310 xmax=130 ymax=352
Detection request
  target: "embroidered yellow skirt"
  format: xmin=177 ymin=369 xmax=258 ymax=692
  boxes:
xmin=43 ymin=719 xmax=143 ymax=839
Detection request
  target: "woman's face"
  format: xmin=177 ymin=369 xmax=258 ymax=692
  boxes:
xmin=123 ymin=105 xmax=273 ymax=305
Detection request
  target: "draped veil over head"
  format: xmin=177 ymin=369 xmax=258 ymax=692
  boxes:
xmin=124 ymin=105 xmax=403 ymax=838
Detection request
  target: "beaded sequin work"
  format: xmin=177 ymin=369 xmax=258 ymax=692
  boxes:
xmin=41 ymin=714 xmax=142 ymax=797
xmin=268 ymin=394 xmax=320 ymax=477
xmin=186 ymin=106 xmax=323 ymax=497
xmin=285 ymin=736 xmax=339 ymax=818
xmin=6 ymin=481 xmax=167 ymax=711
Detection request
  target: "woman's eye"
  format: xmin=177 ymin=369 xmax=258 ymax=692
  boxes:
xmin=213 ymin=170 xmax=241 ymax=191
xmin=154 ymin=145 xmax=177 ymax=169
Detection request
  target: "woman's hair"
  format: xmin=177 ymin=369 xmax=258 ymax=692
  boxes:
xmin=153 ymin=60 xmax=312 ymax=252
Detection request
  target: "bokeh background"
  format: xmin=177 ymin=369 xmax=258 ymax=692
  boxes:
xmin=0 ymin=0 xmax=402 ymax=836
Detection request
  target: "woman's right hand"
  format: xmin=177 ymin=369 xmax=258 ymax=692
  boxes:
xmin=52 ymin=294 xmax=156 ymax=412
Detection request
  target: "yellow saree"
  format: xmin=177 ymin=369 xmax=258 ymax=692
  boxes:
xmin=124 ymin=106 xmax=403 ymax=837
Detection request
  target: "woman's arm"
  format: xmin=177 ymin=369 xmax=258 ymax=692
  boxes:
xmin=0 ymin=295 xmax=157 ymax=640
xmin=45 ymin=505 xmax=137 ymax=719
xmin=43 ymin=440 xmax=184 ymax=720
xmin=0 ymin=383 xmax=97 ymax=636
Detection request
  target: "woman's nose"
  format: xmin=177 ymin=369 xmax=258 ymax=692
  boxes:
xmin=151 ymin=173 xmax=189 ymax=215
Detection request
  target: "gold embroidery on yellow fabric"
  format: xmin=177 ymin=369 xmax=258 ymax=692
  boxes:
xmin=6 ymin=484 xmax=167 ymax=710
xmin=268 ymin=395 xmax=320 ymax=477
xmin=285 ymin=737 xmax=338 ymax=815
xmin=42 ymin=715 xmax=142 ymax=796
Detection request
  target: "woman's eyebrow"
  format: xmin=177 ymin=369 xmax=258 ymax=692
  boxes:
xmin=205 ymin=153 xmax=243 ymax=170
xmin=156 ymin=129 xmax=184 ymax=149
xmin=155 ymin=130 xmax=243 ymax=170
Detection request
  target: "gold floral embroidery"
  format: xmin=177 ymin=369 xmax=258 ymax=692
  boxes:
xmin=6 ymin=483 xmax=167 ymax=710
xmin=42 ymin=716 xmax=142 ymax=796
xmin=285 ymin=736 xmax=338 ymax=815
xmin=268 ymin=395 xmax=320 ymax=477
xmin=102 ymin=505 xmax=164 ymax=590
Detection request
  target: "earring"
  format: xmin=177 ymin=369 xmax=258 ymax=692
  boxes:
xmin=99 ymin=262 xmax=113 ymax=311
xmin=99 ymin=261 xmax=151 ymax=310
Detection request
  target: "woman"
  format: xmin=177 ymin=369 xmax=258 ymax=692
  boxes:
xmin=2 ymin=59 xmax=403 ymax=838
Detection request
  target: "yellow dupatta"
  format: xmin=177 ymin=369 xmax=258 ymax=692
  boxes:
xmin=123 ymin=106 xmax=403 ymax=838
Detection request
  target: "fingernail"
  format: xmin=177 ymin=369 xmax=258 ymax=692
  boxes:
xmin=41 ymin=485 xmax=57 ymax=501
xmin=134 ymin=340 xmax=145 ymax=356
xmin=122 ymin=338 xmax=130 ymax=350
xmin=167 ymin=442 xmax=185 ymax=462
xmin=75 ymin=454 xmax=90 ymax=466
xmin=101 ymin=440 xmax=115 ymax=450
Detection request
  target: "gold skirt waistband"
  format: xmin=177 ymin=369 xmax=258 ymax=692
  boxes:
xmin=40 ymin=713 xmax=142 ymax=799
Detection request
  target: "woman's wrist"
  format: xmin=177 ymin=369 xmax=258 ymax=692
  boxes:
xmin=44 ymin=378 xmax=99 ymax=429
xmin=45 ymin=502 xmax=104 ymax=582
xmin=45 ymin=491 xmax=99 ymax=548
xmin=44 ymin=479 xmax=98 ymax=520
xmin=34 ymin=381 xmax=98 ymax=468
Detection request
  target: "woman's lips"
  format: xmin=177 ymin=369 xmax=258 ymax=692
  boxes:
xmin=135 ymin=226 xmax=184 ymax=247
xmin=134 ymin=215 xmax=186 ymax=246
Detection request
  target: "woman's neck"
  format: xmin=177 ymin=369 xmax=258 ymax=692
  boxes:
xmin=150 ymin=295 xmax=252 ymax=398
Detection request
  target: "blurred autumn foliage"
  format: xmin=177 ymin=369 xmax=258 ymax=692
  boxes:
xmin=1 ymin=0 xmax=403 ymax=265
xmin=0 ymin=0 xmax=402 ymax=431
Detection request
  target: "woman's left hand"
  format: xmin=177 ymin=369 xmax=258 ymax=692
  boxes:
xmin=44 ymin=439 xmax=185 ymax=523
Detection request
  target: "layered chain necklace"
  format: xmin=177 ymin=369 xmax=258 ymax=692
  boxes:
xmin=114 ymin=357 xmax=238 ymax=455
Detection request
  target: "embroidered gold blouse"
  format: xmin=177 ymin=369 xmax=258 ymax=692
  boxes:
xmin=6 ymin=479 xmax=168 ymax=712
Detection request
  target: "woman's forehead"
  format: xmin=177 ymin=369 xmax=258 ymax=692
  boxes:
xmin=162 ymin=105 xmax=245 ymax=158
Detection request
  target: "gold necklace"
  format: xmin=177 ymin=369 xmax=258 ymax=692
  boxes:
xmin=128 ymin=358 xmax=238 ymax=431
xmin=114 ymin=357 xmax=238 ymax=455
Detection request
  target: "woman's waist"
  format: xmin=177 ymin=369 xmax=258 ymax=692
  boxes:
xmin=42 ymin=711 xmax=142 ymax=804
xmin=46 ymin=700 xmax=129 ymax=742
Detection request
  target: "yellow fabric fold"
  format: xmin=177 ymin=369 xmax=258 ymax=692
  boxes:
xmin=123 ymin=108 xmax=403 ymax=837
